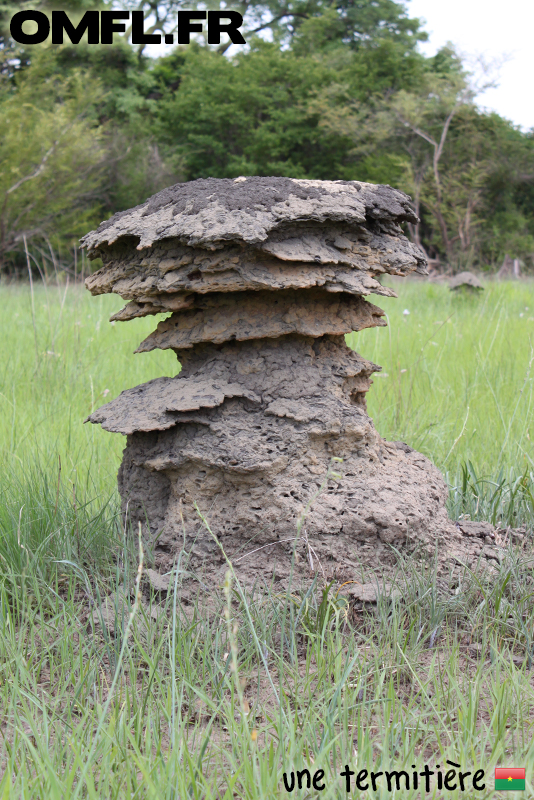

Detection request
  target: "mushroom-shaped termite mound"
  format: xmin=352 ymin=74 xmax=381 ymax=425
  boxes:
xmin=82 ymin=177 xmax=499 ymax=589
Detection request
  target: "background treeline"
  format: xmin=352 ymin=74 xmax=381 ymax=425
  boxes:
xmin=1 ymin=0 xmax=533 ymax=274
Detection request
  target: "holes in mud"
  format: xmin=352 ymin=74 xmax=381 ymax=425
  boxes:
xmin=350 ymin=391 xmax=367 ymax=406
xmin=187 ymin=269 xmax=202 ymax=280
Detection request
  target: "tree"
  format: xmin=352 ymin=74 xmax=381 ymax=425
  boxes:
xmin=110 ymin=0 xmax=426 ymax=56
xmin=0 ymin=2 xmax=532 ymax=270
xmin=0 ymin=0 xmax=111 ymax=79
xmin=385 ymin=55 xmax=534 ymax=267
xmin=388 ymin=67 xmax=475 ymax=261
xmin=0 ymin=57 xmax=107 ymax=268
xmin=308 ymin=43 xmax=534 ymax=268
xmin=151 ymin=41 xmax=352 ymax=179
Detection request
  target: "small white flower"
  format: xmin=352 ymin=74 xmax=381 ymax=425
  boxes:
xmin=400 ymin=369 xmax=407 ymax=374
xmin=103 ymin=389 xmax=110 ymax=397
xmin=520 ymin=313 xmax=524 ymax=318
xmin=403 ymin=309 xmax=410 ymax=316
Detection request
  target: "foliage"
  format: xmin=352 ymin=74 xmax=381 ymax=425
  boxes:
xmin=151 ymin=41 xmax=352 ymax=179
xmin=316 ymin=47 xmax=534 ymax=269
xmin=57 ymin=43 xmax=187 ymax=209
xmin=0 ymin=0 xmax=533 ymax=270
xmin=383 ymin=74 xmax=534 ymax=268
xmin=111 ymin=0 xmax=426 ymax=54
xmin=0 ymin=57 xmax=106 ymax=267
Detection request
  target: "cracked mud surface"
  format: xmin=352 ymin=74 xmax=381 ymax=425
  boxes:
xmin=90 ymin=336 xmax=500 ymax=587
xmin=81 ymin=177 xmax=420 ymax=251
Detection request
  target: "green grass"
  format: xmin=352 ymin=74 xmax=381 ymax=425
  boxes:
xmin=1 ymin=278 xmax=534 ymax=798
xmin=349 ymin=278 xmax=534 ymax=529
xmin=0 ymin=282 xmax=177 ymax=498
xmin=349 ymin=279 xmax=534 ymax=474
xmin=3 ymin=533 xmax=534 ymax=798
xmin=2 ymin=279 xmax=533 ymax=492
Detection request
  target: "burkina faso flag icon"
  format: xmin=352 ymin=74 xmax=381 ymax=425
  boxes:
xmin=495 ymin=768 xmax=525 ymax=791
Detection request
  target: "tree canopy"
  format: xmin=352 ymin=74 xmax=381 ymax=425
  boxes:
xmin=0 ymin=0 xmax=532 ymax=272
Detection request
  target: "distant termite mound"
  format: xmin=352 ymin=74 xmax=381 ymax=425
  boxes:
xmin=449 ymin=271 xmax=484 ymax=292
xmin=81 ymin=177 xmax=500 ymax=591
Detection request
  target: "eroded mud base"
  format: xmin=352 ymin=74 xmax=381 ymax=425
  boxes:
xmin=115 ymin=335 xmax=500 ymax=590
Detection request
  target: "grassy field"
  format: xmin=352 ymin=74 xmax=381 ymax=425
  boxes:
xmin=1 ymin=279 xmax=534 ymax=798
xmin=3 ymin=279 xmax=534 ymax=493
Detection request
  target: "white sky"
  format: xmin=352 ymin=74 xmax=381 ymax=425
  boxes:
xmin=408 ymin=0 xmax=534 ymax=130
